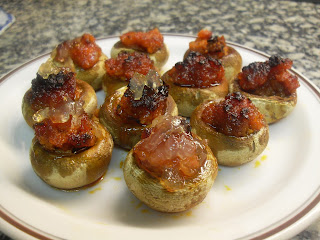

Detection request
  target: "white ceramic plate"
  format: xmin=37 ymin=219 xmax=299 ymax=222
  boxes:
xmin=1 ymin=35 xmax=320 ymax=240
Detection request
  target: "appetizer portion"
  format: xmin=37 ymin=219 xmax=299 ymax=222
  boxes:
xmin=230 ymin=55 xmax=300 ymax=123
xmin=30 ymin=109 xmax=114 ymax=190
xmin=103 ymin=51 xmax=157 ymax=96
xmin=123 ymin=115 xmax=218 ymax=213
xmin=111 ymin=28 xmax=169 ymax=69
xmin=184 ymin=29 xmax=242 ymax=84
xmin=162 ymin=51 xmax=228 ymax=117
xmin=99 ymin=70 xmax=178 ymax=149
xmin=191 ymin=92 xmax=269 ymax=166
xmin=40 ymin=33 xmax=107 ymax=90
xmin=22 ymin=69 xmax=97 ymax=128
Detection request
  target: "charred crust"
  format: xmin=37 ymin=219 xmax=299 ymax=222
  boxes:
xmin=269 ymin=54 xmax=286 ymax=67
xmin=31 ymin=71 xmax=75 ymax=97
xmin=124 ymin=84 xmax=169 ymax=110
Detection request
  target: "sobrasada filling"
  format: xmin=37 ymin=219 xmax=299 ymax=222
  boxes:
xmin=115 ymin=70 xmax=169 ymax=125
xmin=119 ymin=28 xmax=164 ymax=54
xmin=188 ymin=29 xmax=228 ymax=59
xmin=104 ymin=51 xmax=156 ymax=81
xmin=238 ymin=55 xmax=300 ymax=97
xmin=133 ymin=116 xmax=208 ymax=192
xmin=34 ymin=112 xmax=97 ymax=152
xmin=201 ymin=92 xmax=265 ymax=137
xmin=55 ymin=33 xmax=102 ymax=70
xmin=166 ymin=51 xmax=225 ymax=88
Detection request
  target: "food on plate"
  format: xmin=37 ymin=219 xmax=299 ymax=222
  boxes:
xmin=230 ymin=55 xmax=300 ymax=123
xmin=184 ymin=29 xmax=242 ymax=85
xmin=22 ymin=69 xmax=97 ymax=128
xmin=162 ymin=51 xmax=228 ymax=117
xmin=99 ymin=70 xmax=178 ymax=149
xmin=39 ymin=33 xmax=107 ymax=90
xmin=103 ymin=51 xmax=158 ymax=96
xmin=191 ymin=92 xmax=269 ymax=166
xmin=123 ymin=115 xmax=218 ymax=212
xmin=30 ymin=109 xmax=114 ymax=190
xmin=110 ymin=28 xmax=169 ymax=69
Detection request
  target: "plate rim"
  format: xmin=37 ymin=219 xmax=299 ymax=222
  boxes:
xmin=0 ymin=33 xmax=320 ymax=240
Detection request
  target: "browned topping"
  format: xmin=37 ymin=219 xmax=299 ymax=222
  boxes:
xmin=105 ymin=51 xmax=156 ymax=81
xmin=166 ymin=51 xmax=225 ymax=88
xmin=116 ymin=81 xmax=168 ymax=125
xmin=201 ymin=92 xmax=265 ymax=137
xmin=120 ymin=28 xmax=164 ymax=54
xmin=238 ymin=55 xmax=300 ymax=97
xmin=133 ymin=116 xmax=207 ymax=191
xmin=31 ymin=70 xmax=81 ymax=111
xmin=55 ymin=33 xmax=102 ymax=70
xmin=188 ymin=29 xmax=228 ymax=58
xmin=34 ymin=113 xmax=97 ymax=152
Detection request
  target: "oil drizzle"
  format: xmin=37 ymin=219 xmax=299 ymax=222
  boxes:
xmin=89 ymin=187 xmax=102 ymax=194
xmin=254 ymin=160 xmax=261 ymax=168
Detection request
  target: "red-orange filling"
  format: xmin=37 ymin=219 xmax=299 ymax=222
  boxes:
xmin=133 ymin=116 xmax=207 ymax=191
xmin=201 ymin=92 xmax=265 ymax=137
xmin=34 ymin=113 xmax=97 ymax=152
xmin=31 ymin=70 xmax=81 ymax=111
xmin=105 ymin=51 xmax=155 ymax=81
xmin=238 ymin=55 xmax=300 ymax=97
xmin=167 ymin=51 xmax=225 ymax=88
xmin=189 ymin=29 xmax=228 ymax=58
xmin=120 ymin=28 xmax=164 ymax=54
xmin=55 ymin=33 xmax=102 ymax=70
xmin=116 ymin=83 xmax=168 ymax=125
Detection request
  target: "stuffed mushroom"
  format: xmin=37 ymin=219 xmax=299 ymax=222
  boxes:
xmin=162 ymin=51 xmax=229 ymax=117
xmin=184 ymin=29 xmax=242 ymax=86
xmin=40 ymin=33 xmax=107 ymax=91
xmin=230 ymin=55 xmax=300 ymax=124
xmin=30 ymin=110 xmax=113 ymax=190
xmin=191 ymin=92 xmax=269 ymax=166
xmin=123 ymin=115 xmax=218 ymax=213
xmin=111 ymin=28 xmax=169 ymax=69
xmin=103 ymin=51 xmax=158 ymax=97
xmin=99 ymin=70 xmax=178 ymax=149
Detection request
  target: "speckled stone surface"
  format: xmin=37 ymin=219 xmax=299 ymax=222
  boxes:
xmin=0 ymin=0 xmax=319 ymax=239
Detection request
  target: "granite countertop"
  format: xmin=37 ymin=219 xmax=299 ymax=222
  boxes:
xmin=0 ymin=0 xmax=319 ymax=239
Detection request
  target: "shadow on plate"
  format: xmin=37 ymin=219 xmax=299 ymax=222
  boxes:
xmin=9 ymin=118 xmax=33 ymax=152
xmin=111 ymin=187 xmax=199 ymax=228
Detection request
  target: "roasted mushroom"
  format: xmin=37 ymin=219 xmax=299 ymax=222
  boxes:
xmin=111 ymin=28 xmax=169 ymax=69
xmin=103 ymin=51 xmax=158 ymax=97
xmin=191 ymin=92 xmax=269 ymax=166
xmin=40 ymin=33 xmax=107 ymax=91
xmin=230 ymin=55 xmax=300 ymax=124
xmin=162 ymin=51 xmax=228 ymax=117
xmin=123 ymin=115 xmax=218 ymax=213
xmin=184 ymin=29 xmax=242 ymax=86
xmin=99 ymin=70 xmax=178 ymax=149
xmin=30 ymin=112 xmax=113 ymax=190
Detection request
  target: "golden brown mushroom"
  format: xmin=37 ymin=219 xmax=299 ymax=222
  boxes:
xmin=184 ymin=29 xmax=242 ymax=86
xmin=110 ymin=28 xmax=169 ymax=69
xmin=40 ymin=33 xmax=107 ymax=91
xmin=230 ymin=55 xmax=300 ymax=124
xmin=191 ymin=92 xmax=269 ymax=166
xmin=162 ymin=51 xmax=228 ymax=117
xmin=99 ymin=70 xmax=178 ymax=149
xmin=123 ymin=115 xmax=218 ymax=212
